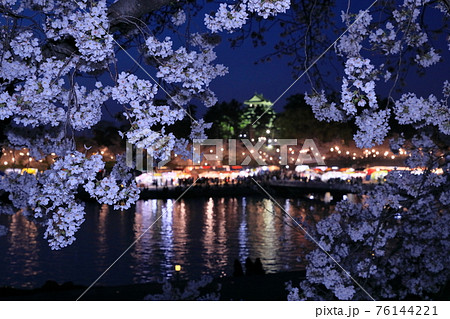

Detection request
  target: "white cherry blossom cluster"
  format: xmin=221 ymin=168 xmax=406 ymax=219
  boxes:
xmin=291 ymin=127 xmax=450 ymax=300
xmin=84 ymin=154 xmax=140 ymax=210
xmin=84 ymin=176 xmax=140 ymax=210
xmin=304 ymin=91 xmax=345 ymax=122
xmin=171 ymin=9 xmax=186 ymax=26
xmin=205 ymin=3 xmax=248 ymax=33
xmin=45 ymin=0 xmax=114 ymax=65
xmin=336 ymin=10 xmax=373 ymax=56
xmin=44 ymin=12 xmax=70 ymax=40
xmin=0 ymin=0 xmax=297 ymax=248
xmin=0 ymin=151 xmax=104 ymax=249
xmin=0 ymin=50 xmax=33 ymax=83
xmin=40 ymin=151 xmax=104 ymax=194
xmin=443 ymin=80 xmax=450 ymax=97
xmin=306 ymin=9 xmax=388 ymax=149
xmin=305 ymin=56 xmax=385 ymax=148
xmin=0 ymin=171 xmax=38 ymax=210
xmin=10 ymin=30 xmax=42 ymax=62
xmin=144 ymin=34 xmax=228 ymax=107
xmin=394 ymin=82 xmax=450 ymax=135
xmin=394 ymin=93 xmax=433 ymax=125
xmin=391 ymin=1 xmax=443 ymax=68
xmin=0 ymin=30 xmax=42 ymax=85
xmin=205 ymin=0 xmax=290 ymax=33
xmin=110 ymin=154 xmax=135 ymax=184
xmin=0 ymin=56 xmax=76 ymax=127
xmin=69 ymin=83 xmax=111 ymax=130
xmin=42 ymin=202 xmax=86 ymax=249
xmin=341 ymin=57 xmax=377 ymax=115
xmin=0 ymin=0 xmax=19 ymax=7
xmin=369 ymin=22 xmax=401 ymax=55
xmin=392 ymin=0 xmax=430 ymax=48
xmin=354 ymin=109 xmax=390 ymax=148
xmin=246 ymin=0 xmax=290 ymax=19
xmin=28 ymin=152 xmax=104 ymax=249
xmin=300 ymin=244 xmax=356 ymax=300
xmin=0 ymin=91 xmax=18 ymax=121
xmin=22 ymin=150 xmax=142 ymax=248
xmin=367 ymin=0 xmax=443 ymax=71
xmin=415 ymin=47 xmax=441 ymax=68
xmin=145 ymin=36 xmax=174 ymax=59
xmin=435 ymin=2 xmax=450 ymax=16
xmin=286 ymin=282 xmax=302 ymax=301
xmin=156 ymin=46 xmax=228 ymax=95
xmin=111 ymin=72 xmax=184 ymax=154
xmin=190 ymin=119 xmax=212 ymax=142
xmin=111 ymin=72 xmax=158 ymax=105
xmin=307 ymin=1 xmax=446 ymax=151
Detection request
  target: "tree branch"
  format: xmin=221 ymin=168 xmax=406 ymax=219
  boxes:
xmin=441 ymin=0 xmax=450 ymax=12
xmin=108 ymin=0 xmax=174 ymax=30
xmin=42 ymin=0 xmax=174 ymax=60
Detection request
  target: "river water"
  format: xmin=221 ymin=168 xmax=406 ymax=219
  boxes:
xmin=0 ymin=196 xmax=327 ymax=289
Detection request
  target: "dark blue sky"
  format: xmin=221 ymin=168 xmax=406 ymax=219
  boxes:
xmin=209 ymin=2 xmax=449 ymax=114
xmin=107 ymin=1 xmax=449 ymax=119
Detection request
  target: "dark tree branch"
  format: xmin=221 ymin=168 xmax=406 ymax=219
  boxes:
xmin=42 ymin=0 xmax=175 ymax=60
xmin=108 ymin=0 xmax=174 ymax=31
xmin=441 ymin=0 xmax=450 ymax=12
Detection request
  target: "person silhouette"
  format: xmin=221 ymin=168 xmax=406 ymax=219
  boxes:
xmin=254 ymin=258 xmax=265 ymax=275
xmin=233 ymin=259 xmax=244 ymax=277
xmin=245 ymin=257 xmax=255 ymax=276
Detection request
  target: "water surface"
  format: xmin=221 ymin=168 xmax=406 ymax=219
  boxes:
xmin=0 ymin=196 xmax=325 ymax=288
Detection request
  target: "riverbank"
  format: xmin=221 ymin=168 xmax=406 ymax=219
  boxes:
xmin=138 ymin=179 xmax=368 ymax=201
xmin=2 ymin=271 xmax=449 ymax=301
xmin=0 ymin=271 xmax=306 ymax=301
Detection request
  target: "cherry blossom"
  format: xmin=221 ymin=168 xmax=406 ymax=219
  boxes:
xmin=205 ymin=0 xmax=290 ymax=33
xmin=294 ymin=0 xmax=450 ymax=300
xmin=1 ymin=0 xmax=295 ymax=249
xmin=205 ymin=3 xmax=249 ymax=33
xmin=0 ymin=2 xmax=448 ymax=303
xmin=171 ymin=9 xmax=186 ymax=26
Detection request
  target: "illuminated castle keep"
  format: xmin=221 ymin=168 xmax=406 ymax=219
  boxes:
xmin=239 ymin=93 xmax=276 ymax=140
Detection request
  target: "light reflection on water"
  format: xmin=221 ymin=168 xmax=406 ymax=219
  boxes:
xmin=0 ymin=197 xmax=324 ymax=288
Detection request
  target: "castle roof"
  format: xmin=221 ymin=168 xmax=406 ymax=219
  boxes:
xmin=244 ymin=93 xmax=273 ymax=107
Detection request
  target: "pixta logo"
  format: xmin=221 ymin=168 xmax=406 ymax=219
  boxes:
xmin=192 ymin=139 xmax=324 ymax=166
xmin=125 ymin=136 xmax=172 ymax=172
xmin=126 ymin=138 xmax=325 ymax=172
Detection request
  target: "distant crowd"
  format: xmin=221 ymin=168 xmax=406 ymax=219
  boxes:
xmin=141 ymin=169 xmax=365 ymax=189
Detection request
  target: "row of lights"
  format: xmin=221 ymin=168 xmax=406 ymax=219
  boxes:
xmin=2 ymin=148 xmax=116 ymax=167
xmin=181 ymin=141 xmax=410 ymax=166
xmin=2 ymin=148 xmax=37 ymax=166
xmin=329 ymin=146 xmax=407 ymax=161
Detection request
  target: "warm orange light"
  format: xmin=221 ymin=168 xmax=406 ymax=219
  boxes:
xmin=175 ymin=265 xmax=181 ymax=272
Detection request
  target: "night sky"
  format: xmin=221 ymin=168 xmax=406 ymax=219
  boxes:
xmin=106 ymin=1 xmax=449 ymax=119
xmin=210 ymin=1 xmax=450 ymax=113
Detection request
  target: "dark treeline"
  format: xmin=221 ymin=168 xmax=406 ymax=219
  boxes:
xmin=204 ymin=94 xmax=355 ymax=143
